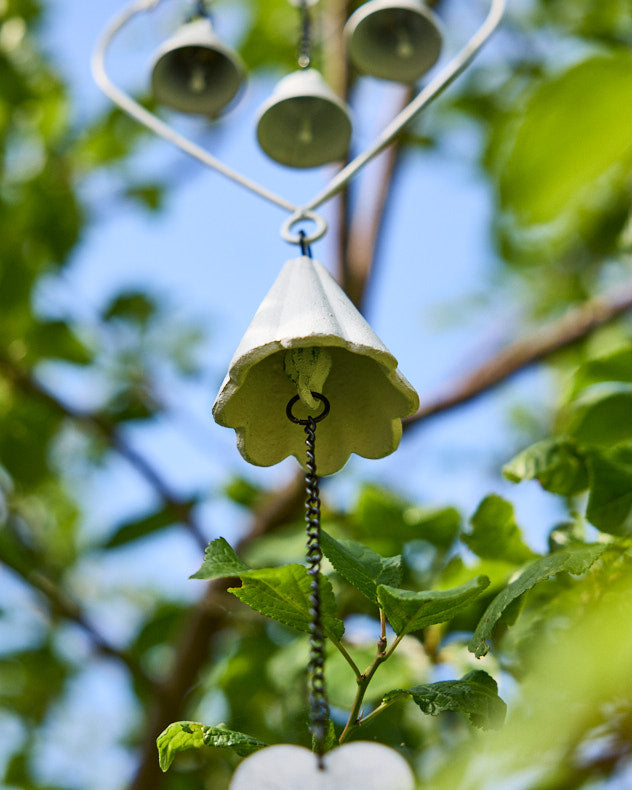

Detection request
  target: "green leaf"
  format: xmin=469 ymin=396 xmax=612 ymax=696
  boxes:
xmin=190 ymin=537 xmax=251 ymax=580
xmin=498 ymin=54 xmax=632 ymax=226
xmin=383 ymin=670 xmax=506 ymax=730
xmin=563 ymin=383 xmax=632 ymax=447
xmin=223 ymin=476 xmax=263 ymax=508
xmin=229 ymin=564 xmax=344 ymax=641
xmin=27 ymin=319 xmax=91 ymax=365
xmin=102 ymin=291 xmax=157 ymax=325
xmin=157 ymin=722 xmax=265 ymax=771
xmin=354 ymin=484 xmax=460 ymax=550
xmin=463 ymin=495 xmax=537 ymax=564
xmin=586 ymin=448 xmax=632 ymax=536
xmin=503 ymin=437 xmax=589 ymax=496
xmin=321 ymin=530 xmax=402 ymax=602
xmin=124 ymin=182 xmax=165 ymax=212
xmin=571 ymin=346 xmax=632 ymax=394
xmin=377 ymin=576 xmax=490 ymax=636
xmin=469 ymin=544 xmax=606 ymax=657
xmin=105 ymin=503 xmax=195 ymax=549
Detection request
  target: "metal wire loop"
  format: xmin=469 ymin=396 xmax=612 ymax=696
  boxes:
xmin=286 ymin=393 xmax=330 ymax=425
xmin=280 ymin=210 xmax=328 ymax=246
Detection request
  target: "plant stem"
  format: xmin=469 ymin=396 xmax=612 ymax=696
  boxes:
xmin=384 ymin=632 xmax=404 ymax=661
xmin=339 ymin=635 xmax=389 ymax=743
xmin=355 ymin=694 xmax=404 ymax=729
xmin=332 ymin=638 xmax=362 ymax=680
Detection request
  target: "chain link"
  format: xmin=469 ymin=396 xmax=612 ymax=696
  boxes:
xmin=287 ymin=393 xmax=330 ymax=766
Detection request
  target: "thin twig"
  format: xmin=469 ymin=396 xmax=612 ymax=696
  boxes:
xmin=332 ymin=638 xmax=362 ymax=680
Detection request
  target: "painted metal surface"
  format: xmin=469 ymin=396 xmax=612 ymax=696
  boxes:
xmin=229 ymin=742 xmax=415 ymax=790
xmin=213 ymin=256 xmax=419 ymax=476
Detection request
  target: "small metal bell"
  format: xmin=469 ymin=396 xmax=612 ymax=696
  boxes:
xmin=256 ymin=69 xmax=352 ymax=168
xmin=213 ymin=256 xmax=419 ymax=476
xmin=344 ymin=0 xmax=442 ymax=83
xmin=150 ymin=18 xmax=245 ymax=116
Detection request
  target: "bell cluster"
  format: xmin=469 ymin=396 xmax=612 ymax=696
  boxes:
xmin=150 ymin=0 xmax=443 ymax=168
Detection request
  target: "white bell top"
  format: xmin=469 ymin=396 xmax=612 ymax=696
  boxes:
xmin=213 ymin=256 xmax=419 ymax=476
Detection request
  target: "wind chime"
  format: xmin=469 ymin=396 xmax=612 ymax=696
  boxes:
xmin=92 ymin=0 xmax=506 ymax=786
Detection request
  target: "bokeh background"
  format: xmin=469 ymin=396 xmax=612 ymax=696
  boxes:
xmin=1 ymin=0 xmax=632 ymax=787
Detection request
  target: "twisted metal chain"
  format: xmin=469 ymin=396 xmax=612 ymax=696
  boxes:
xmin=286 ymin=391 xmax=330 ymax=766
xmin=304 ymin=415 xmax=328 ymax=763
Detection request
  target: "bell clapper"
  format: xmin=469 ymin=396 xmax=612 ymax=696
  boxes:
xmin=395 ymin=28 xmax=413 ymax=59
xmin=188 ymin=61 xmax=207 ymax=93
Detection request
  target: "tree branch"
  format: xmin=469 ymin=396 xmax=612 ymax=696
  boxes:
xmin=0 ymin=355 xmax=207 ymax=550
xmin=0 ymin=526 xmax=152 ymax=692
xmin=404 ymin=279 xmax=632 ymax=429
xmin=344 ymin=87 xmax=413 ymax=311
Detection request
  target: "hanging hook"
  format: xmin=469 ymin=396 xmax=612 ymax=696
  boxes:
xmin=286 ymin=392 xmax=329 ymax=424
xmin=190 ymin=0 xmax=210 ymax=20
xmin=298 ymin=230 xmax=312 ymax=258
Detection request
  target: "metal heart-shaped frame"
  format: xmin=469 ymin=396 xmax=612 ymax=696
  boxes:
xmin=92 ymin=0 xmax=506 ymax=244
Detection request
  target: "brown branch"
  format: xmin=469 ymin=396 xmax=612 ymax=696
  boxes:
xmin=404 ymin=279 xmax=632 ymax=429
xmin=0 ymin=355 xmax=207 ymax=550
xmin=321 ymin=0 xmax=352 ymax=289
xmin=344 ymin=88 xmax=412 ymax=310
xmin=0 ymin=527 xmax=152 ymax=692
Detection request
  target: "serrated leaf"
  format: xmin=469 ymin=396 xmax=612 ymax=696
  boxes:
xmin=563 ymin=383 xmax=632 ymax=447
xmin=229 ymin=564 xmax=344 ymax=641
xmin=503 ymin=438 xmax=589 ymax=496
xmin=586 ymin=448 xmax=632 ymax=536
xmin=383 ymin=670 xmax=506 ymax=730
xmin=469 ymin=544 xmax=606 ymax=657
xmin=377 ymin=576 xmax=490 ymax=636
xmin=463 ymin=495 xmax=537 ymax=564
xmin=321 ymin=530 xmax=402 ymax=602
xmin=157 ymin=722 xmax=265 ymax=771
xmin=190 ymin=537 xmax=251 ymax=580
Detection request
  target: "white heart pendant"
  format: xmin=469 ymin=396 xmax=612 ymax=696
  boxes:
xmin=229 ymin=741 xmax=415 ymax=790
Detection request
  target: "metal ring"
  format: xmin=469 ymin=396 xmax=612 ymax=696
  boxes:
xmin=281 ymin=210 xmax=328 ymax=246
xmin=286 ymin=392 xmax=330 ymax=425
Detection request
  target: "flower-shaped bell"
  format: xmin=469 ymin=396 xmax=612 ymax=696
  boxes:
xmin=213 ymin=256 xmax=419 ymax=476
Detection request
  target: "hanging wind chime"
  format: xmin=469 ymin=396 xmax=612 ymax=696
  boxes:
xmin=92 ymin=0 xmax=507 ymax=785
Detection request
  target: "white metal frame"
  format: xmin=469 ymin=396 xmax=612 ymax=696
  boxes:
xmin=92 ymin=0 xmax=507 ymax=244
